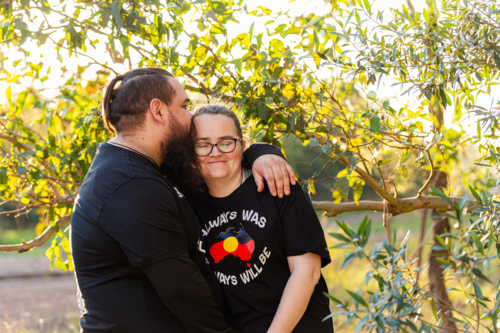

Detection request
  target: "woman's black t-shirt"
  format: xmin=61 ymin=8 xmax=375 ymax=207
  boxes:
xmin=189 ymin=175 xmax=334 ymax=333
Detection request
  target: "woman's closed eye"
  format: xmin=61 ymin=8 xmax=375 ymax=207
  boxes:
xmin=195 ymin=142 xmax=212 ymax=151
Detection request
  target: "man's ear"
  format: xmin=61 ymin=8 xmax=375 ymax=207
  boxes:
xmin=149 ymin=98 xmax=165 ymax=125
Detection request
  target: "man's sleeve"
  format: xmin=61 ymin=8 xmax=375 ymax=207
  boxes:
xmin=99 ymin=179 xmax=234 ymax=332
xmin=98 ymin=178 xmax=188 ymax=267
xmin=142 ymin=253 xmax=235 ymax=333
xmin=242 ymin=143 xmax=285 ymax=169
xmin=275 ymin=184 xmax=331 ymax=268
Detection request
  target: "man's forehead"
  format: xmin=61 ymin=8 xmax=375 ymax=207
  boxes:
xmin=169 ymin=77 xmax=188 ymax=102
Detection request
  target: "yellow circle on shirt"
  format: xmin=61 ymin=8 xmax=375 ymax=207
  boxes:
xmin=223 ymin=237 xmax=238 ymax=253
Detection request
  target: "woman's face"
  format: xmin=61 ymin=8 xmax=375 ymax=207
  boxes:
xmin=194 ymin=114 xmax=246 ymax=181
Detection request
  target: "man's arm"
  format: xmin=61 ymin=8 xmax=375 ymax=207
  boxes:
xmin=99 ymin=179 xmax=234 ymax=332
xmin=142 ymin=253 xmax=235 ymax=333
xmin=242 ymin=143 xmax=295 ymax=198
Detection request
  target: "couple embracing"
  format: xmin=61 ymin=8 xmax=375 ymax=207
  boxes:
xmin=71 ymin=68 xmax=334 ymax=333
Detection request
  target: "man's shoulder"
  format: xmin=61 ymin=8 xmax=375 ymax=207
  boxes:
xmin=78 ymin=143 xmax=168 ymax=207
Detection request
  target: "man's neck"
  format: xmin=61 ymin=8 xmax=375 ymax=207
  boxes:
xmin=205 ymin=168 xmax=243 ymax=198
xmin=110 ymin=133 xmax=162 ymax=166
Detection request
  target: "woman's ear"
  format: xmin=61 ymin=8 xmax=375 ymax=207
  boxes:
xmin=241 ymin=139 xmax=247 ymax=152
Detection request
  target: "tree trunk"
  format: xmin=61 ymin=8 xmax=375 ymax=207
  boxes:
xmin=426 ymin=74 xmax=457 ymax=330
xmin=428 ymin=171 xmax=457 ymax=332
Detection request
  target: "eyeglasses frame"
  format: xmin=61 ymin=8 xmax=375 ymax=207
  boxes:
xmin=195 ymin=138 xmax=243 ymax=157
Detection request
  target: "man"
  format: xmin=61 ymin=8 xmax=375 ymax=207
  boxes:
xmin=70 ymin=68 xmax=294 ymax=332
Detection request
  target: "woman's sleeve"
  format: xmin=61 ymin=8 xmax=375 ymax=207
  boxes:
xmin=241 ymin=143 xmax=285 ymax=169
xmin=275 ymin=184 xmax=331 ymax=268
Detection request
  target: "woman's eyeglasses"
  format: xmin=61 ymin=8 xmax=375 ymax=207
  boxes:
xmin=195 ymin=138 xmax=242 ymax=157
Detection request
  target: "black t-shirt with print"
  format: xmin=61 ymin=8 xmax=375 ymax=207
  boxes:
xmin=71 ymin=142 xmax=281 ymax=332
xmin=189 ymin=175 xmax=334 ymax=333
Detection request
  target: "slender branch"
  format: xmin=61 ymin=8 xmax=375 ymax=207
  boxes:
xmin=417 ymin=150 xmax=436 ymax=198
xmin=0 ymin=215 xmax=70 ymax=253
xmin=338 ymin=155 xmax=400 ymax=207
xmin=0 ymin=198 xmax=74 ymax=217
xmin=184 ymin=84 xmax=234 ymax=103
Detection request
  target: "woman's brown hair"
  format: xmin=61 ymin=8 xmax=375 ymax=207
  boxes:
xmin=192 ymin=104 xmax=243 ymax=139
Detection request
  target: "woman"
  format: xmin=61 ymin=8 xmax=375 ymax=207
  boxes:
xmin=189 ymin=105 xmax=334 ymax=333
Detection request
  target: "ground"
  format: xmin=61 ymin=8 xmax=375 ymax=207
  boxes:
xmin=0 ymin=254 xmax=80 ymax=333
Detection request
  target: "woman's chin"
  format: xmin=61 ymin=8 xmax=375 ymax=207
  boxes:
xmin=201 ymin=167 xmax=230 ymax=180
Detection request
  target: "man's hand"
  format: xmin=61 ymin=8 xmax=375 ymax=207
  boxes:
xmin=252 ymin=155 xmax=295 ymax=198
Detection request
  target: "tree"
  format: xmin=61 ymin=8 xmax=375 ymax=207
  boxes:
xmin=1 ymin=0 xmax=499 ymax=331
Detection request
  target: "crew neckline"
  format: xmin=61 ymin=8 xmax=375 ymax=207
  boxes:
xmin=202 ymin=173 xmax=255 ymax=204
xmin=103 ymin=142 xmax=159 ymax=169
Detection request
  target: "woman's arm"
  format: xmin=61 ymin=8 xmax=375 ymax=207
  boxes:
xmin=266 ymin=252 xmax=322 ymax=333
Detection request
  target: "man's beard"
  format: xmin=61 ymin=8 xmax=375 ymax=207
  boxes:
xmin=161 ymin=115 xmax=204 ymax=195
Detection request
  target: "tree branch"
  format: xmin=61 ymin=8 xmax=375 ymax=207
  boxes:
xmin=312 ymin=196 xmax=479 ymax=217
xmin=0 ymin=215 xmax=70 ymax=253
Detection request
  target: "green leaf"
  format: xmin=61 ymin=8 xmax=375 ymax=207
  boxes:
xmin=329 ymin=232 xmax=351 ymax=242
xmin=24 ymin=95 xmax=37 ymax=109
xmin=474 ymin=282 xmax=484 ymax=300
xmin=471 ymin=232 xmax=484 ymax=255
xmin=336 ymin=220 xmax=354 ymax=238
xmin=353 ymin=315 xmax=368 ymax=333
xmin=346 ymin=290 xmax=368 ymax=307
xmin=16 ymin=90 xmax=28 ymax=109
xmin=362 ymin=0 xmax=371 ymax=10
xmin=335 ymin=177 xmax=349 ymax=199
xmin=439 ymin=86 xmax=447 ymax=108
xmin=340 ymin=252 xmax=356 ymax=270
xmin=357 ymin=216 xmax=368 ymax=236
xmin=494 ymin=54 xmax=500 ymax=71
xmin=6 ymin=86 xmax=11 ymax=104
xmin=111 ymin=0 xmax=123 ymax=31
xmin=472 ymin=268 xmax=491 ymax=283
xmin=119 ymin=34 xmax=130 ymax=59
xmin=353 ymin=183 xmax=363 ymax=205
xmin=469 ymin=186 xmax=482 ymax=204
xmin=430 ymin=298 xmax=438 ymax=320
xmin=323 ymin=292 xmax=343 ymax=304
xmin=305 ymin=15 xmax=322 ymax=26
xmin=308 ymin=179 xmax=316 ymax=196
xmin=367 ymin=91 xmax=376 ymax=100
xmin=459 ymin=189 xmax=469 ymax=210
xmin=308 ymin=138 xmax=320 ymax=147
xmin=370 ymin=115 xmax=381 ymax=133
xmin=428 ymin=185 xmax=451 ymax=204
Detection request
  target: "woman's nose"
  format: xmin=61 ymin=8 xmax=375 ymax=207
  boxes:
xmin=209 ymin=145 xmax=222 ymax=156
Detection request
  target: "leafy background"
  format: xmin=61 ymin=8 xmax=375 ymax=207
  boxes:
xmin=1 ymin=0 xmax=500 ymax=332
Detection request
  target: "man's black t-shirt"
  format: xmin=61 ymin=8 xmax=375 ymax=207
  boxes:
xmin=71 ymin=142 xmax=213 ymax=332
xmin=189 ymin=175 xmax=334 ymax=333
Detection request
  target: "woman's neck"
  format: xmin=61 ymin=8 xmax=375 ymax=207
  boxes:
xmin=205 ymin=168 xmax=244 ymax=198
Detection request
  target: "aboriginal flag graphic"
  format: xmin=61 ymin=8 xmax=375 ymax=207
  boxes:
xmin=209 ymin=227 xmax=255 ymax=264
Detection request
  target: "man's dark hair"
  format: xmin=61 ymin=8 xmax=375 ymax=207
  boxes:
xmin=102 ymin=68 xmax=175 ymax=133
